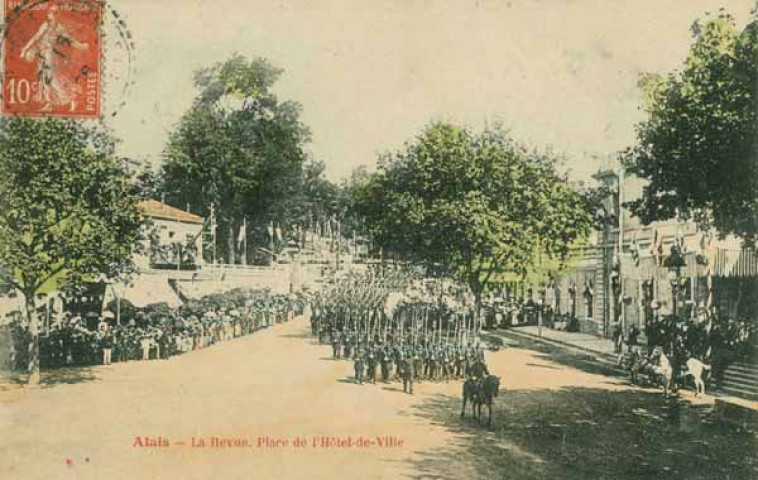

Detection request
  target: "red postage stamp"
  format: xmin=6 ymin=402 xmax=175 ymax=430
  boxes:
xmin=2 ymin=0 xmax=102 ymax=118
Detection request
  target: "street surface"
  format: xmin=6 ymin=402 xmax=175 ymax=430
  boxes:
xmin=1 ymin=317 xmax=756 ymax=480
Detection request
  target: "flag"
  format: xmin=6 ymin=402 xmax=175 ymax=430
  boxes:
xmin=648 ymin=229 xmax=658 ymax=258
xmin=630 ymin=232 xmax=640 ymax=266
xmin=649 ymin=229 xmax=663 ymax=266
xmin=275 ymin=224 xmax=283 ymax=242
xmin=228 ymin=225 xmax=235 ymax=264
xmin=237 ymin=219 xmax=246 ymax=248
xmin=675 ymin=226 xmax=687 ymax=253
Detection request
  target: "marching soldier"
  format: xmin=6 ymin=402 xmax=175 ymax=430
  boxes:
xmin=401 ymin=354 xmax=415 ymax=394
xmin=413 ymin=345 xmax=424 ymax=383
xmin=354 ymin=353 xmax=365 ymax=385
xmin=428 ymin=346 xmax=438 ymax=381
xmin=331 ymin=330 xmax=342 ymax=359
xmin=381 ymin=345 xmax=392 ymax=383
xmin=454 ymin=346 xmax=465 ymax=378
xmin=366 ymin=348 xmax=378 ymax=384
xmin=392 ymin=342 xmax=404 ymax=381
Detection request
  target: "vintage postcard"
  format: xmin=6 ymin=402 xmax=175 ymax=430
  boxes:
xmin=0 ymin=1 xmax=756 ymax=479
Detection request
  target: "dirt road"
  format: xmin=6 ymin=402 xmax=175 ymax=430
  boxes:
xmin=1 ymin=319 xmax=755 ymax=480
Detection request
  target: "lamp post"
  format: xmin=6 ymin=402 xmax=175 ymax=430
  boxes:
xmin=594 ymin=206 xmax=618 ymax=336
xmin=664 ymin=242 xmax=686 ymax=394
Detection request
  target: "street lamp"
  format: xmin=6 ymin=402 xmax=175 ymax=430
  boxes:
xmin=595 ymin=206 xmax=618 ymax=336
xmin=664 ymin=243 xmax=686 ymax=318
xmin=663 ymin=242 xmax=687 ymax=394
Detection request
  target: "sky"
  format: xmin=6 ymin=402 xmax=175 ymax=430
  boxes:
xmin=105 ymin=0 xmax=755 ymax=181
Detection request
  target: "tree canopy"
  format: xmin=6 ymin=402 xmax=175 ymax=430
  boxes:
xmin=0 ymin=118 xmax=144 ymax=382
xmin=0 ymin=117 xmax=144 ymax=304
xmin=350 ymin=122 xmax=595 ymax=302
xmin=161 ymin=54 xmax=314 ymax=262
xmin=623 ymin=12 xmax=758 ymax=244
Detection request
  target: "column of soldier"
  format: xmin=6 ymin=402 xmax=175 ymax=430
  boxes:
xmin=7 ymin=288 xmax=307 ymax=371
xmin=310 ymin=268 xmax=488 ymax=393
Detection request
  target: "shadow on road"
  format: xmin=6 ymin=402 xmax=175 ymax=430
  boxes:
xmin=398 ymin=386 xmax=758 ymax=480
xmin=279 ymin=331 xmax=317 ymax=340
xmin=525 ymin=362 xmax=562 ymax=370
xmin=1 ymin=366 xmax=101 ymax=390
xmin=497 ymin=333 xmax=631 ymax=379
xmin=39 ymin=367 xmax=100 ymax=387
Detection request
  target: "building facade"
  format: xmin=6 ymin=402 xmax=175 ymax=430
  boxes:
xmin=524 ymin=168 xmax=758 ymax=340
xmin=137 ymin=199 xmax=205 ymax=270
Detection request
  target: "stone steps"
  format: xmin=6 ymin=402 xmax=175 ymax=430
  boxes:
xmin=495 ymin=328 xmax=758 ymax=404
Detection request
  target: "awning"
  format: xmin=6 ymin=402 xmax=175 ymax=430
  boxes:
xmin=713 ymin=248 xmax=758 ymax=278
xmin=175 ymin=281 xmax=226 ymax=300
xmin=621 ymin=247 xmax=758 ymax=279
xmin=114 ymin=277 xmax=182 ymax=308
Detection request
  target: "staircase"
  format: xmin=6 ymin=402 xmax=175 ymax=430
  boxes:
xmin=714 ymin=362 xmax=758 ymax=401
xmin=581 ymin=262 xmax=606 ymax=337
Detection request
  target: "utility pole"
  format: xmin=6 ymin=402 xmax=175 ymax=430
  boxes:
xmin=617 ymin=168 xmax=625 ymax=335
xmin=336 ymin=216 xmax=341 ymax=270
xmin=209 ymin=203 xmax=217 ymax=266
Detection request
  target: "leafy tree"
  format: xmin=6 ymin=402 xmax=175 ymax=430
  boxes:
xmin=162 ymin=54 xmax=310 ymax=263
xmin=351 ymin=122 xmax=595 ymax=313
xmin=0 ymin=118 xmax=144 ymax=383
xmin=623 ymin=12 xmax=758 ymax=244
xmin=131 ymin=165 xmax=163 ymax=200
xmin=295 ymin=159 xmax=341 ymax=232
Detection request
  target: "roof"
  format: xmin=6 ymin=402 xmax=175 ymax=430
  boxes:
xmin=139 ymin=199 xmax=204 ymax=225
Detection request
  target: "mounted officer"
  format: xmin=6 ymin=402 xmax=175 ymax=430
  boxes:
xmin=469 ymin=355 xmax=490 ymax=380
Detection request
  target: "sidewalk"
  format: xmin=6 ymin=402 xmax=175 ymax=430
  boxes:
xmin=495 ymin=325 xmax=758 ymax=419
xmin=503 ymin=325 xmax=617 ymax=358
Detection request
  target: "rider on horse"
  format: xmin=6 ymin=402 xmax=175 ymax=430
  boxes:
xmin=469 ymin=357 xmax=489 ymax=380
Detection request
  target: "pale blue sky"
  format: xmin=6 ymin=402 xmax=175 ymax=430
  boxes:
xmin=105 ymin=0 xmax=755 ymax=181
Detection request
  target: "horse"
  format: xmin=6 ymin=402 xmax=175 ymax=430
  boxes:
xmin=461 ymin=375 xmax=500 ymax=427
xmin=682 ymin=357 xmax=711 ymax=396
xmin=649 ymin=347 xmax=674 ymax=396
xmin=622 ymin=348 xmax=644 ymax=385
xmin=623 ymin=348 xmax=658 ymax=386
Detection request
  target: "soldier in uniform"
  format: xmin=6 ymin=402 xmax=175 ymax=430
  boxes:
xmin=428 ymin=345 xmax=438 ymax=381
xmin=380 ymin=345 xmax=392 ymax=383
xmin=454 ymin=346 xmax=465 ymax=378
xmin=441 ymin=345 xmax=452 ymax=382
xmin=392 ymin=342 xmax=404 ymax=381
xmin=354 ymin=353 xmax=365 ymax=385
xmin=331 ymin=330 xmax=342 ymax=359
xmin=100 ymin=326 xmax=114 ymax=365
xmin=366 ymin=347 xmax=378 ymax=384
xmin=469 ymin=355 xmax=490 ymax=379
xmin=423 ymin=345 xmax=432 ymax=379
xmin=413 ymin=345 xmax=424 ymax=383
xmin=464 ymin=347 xmax=475 ymax=378
xmin=343 ymin=332 xmax=353 ymax=359
xmin=401 ymin=354 xmax=415 ymax=394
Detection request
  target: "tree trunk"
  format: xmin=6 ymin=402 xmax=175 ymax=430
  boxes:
xmin=473 ymin=290 xmax=483 ymax=341
xmin=24 ymin=294 xmax=40 ymax=385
